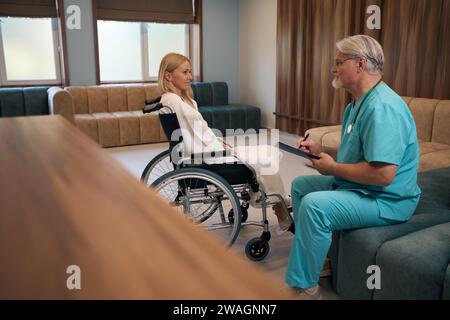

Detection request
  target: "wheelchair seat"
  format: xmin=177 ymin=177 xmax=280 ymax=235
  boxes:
xmin=159 ymin=110 xmax=257 ymax=188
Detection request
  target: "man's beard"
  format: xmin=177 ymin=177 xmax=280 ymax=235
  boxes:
xmin=332 ymin=77 xmax=343 ymax=89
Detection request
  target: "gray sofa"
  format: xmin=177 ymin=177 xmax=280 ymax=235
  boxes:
xmin=191 ymin=82 xmax=261 ymax=136
xmin=329 ymin=167 xmax=450 ymax=299
xmin=0 ymin=87 xmax=49 ymax=117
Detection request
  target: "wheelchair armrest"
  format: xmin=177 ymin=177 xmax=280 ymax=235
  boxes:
xmin=174 ymin=150 xmax=238 ymax=166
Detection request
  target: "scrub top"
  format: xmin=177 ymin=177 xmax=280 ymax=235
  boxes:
xmin=334 ymin=84 xmax=421 ymax=221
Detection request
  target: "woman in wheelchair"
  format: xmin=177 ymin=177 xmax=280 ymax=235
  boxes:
xmin=143 ymin=53 xmax=293 ymax=260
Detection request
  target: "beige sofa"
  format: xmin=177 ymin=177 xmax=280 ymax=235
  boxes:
xmin=306 ymin=97 xmax=450 ymax=172
xmin=48 ymin=84 xmax=167 ymax=147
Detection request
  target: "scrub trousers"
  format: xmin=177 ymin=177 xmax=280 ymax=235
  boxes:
xmin=285 ymin=175 xmax=395 ymax=289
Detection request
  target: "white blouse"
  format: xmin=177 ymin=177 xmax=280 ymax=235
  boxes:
xmin=160 ymin=92 xmax=225 ymax=155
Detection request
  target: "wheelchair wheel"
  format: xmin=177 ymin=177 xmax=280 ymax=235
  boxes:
xmin=151 ymin=168 xmax=242 ymax=247
xmin=245 ymin=237 xmax=270 ymax=261
xmin=141 ymin=150 xmax=173 ymax=187
xmin=228 ymin=203 xmax=249 ymax=224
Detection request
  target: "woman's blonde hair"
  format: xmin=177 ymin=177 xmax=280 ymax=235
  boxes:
xmin=158 ymin=53 xmax=194 ymax=107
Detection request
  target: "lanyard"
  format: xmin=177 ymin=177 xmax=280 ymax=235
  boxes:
xmin=346 ymin=78 xmax=383 ymax=135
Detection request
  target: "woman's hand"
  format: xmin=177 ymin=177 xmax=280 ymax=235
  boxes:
xmin=310 ymin=152 xmax=336 ymax=176
xmin=297 ymin=138 xmax=322 ymax=154
xmin=223 ymin=143 xmax=236 ymax=155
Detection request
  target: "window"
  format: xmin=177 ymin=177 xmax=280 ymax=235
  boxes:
xmin=0 ymin=17 xmax=62 ymax=86
xmin=97 ymin=20 xmax=188 ymax=83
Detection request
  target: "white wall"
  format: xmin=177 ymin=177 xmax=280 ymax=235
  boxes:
xmin=203 ymin=0 xmax=240 ymax=103
xmin=239 ymin=0 xmax=277 ymax=129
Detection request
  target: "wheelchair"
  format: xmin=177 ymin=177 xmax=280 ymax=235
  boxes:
xmin=140 ymin=100 xmax=292 ymax=261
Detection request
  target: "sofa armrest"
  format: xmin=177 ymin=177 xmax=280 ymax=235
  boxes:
xmin=47 ymin=87 xmax=75 ymax=124
xmin=305 ymin=125 xmax=342 ymax=159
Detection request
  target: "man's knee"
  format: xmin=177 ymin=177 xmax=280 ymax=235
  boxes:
xmin=297 ymin=193 xmax=330 ymax=227
xmin=291 ymin=175 xmax=308 ymax=197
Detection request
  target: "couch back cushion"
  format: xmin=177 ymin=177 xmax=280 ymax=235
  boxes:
xmin=0 ymin=87 xmax=49 ymax=117
xmin=432 ymin=101 xmax=450 ymax=145
xmin=406 ymin=98 xmax=440 ymax=142
xmin=211 ymin=82 xmax=228 ymax=105
xmin=191 ymin=82 xmax=229 ymax=107
xmin=191 ymin=82 xmax=213 ymax=106
xmin=67 ymin=84 xmax=162 ymax=114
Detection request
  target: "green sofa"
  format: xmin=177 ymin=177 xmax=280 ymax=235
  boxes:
xmin=0 ymin=87 xmax=49 ymax=117
xmin=191 ymin=82 xmax=261 ymax=136
xmin=329 ymin=167 xmax=450 ymax=299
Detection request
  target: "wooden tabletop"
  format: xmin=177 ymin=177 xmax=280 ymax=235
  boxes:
xmin=0 ymin=115 xmax=289 ymax=300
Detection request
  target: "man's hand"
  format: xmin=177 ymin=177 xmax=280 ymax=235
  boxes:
xmin=310 ymin=152 xmax=336 ymax=175
xmin=298 ymin=138 xmax=322 ymax=154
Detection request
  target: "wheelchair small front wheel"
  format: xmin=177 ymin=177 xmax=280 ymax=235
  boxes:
xmin=245 ymin=237 xmax=270 ymax=261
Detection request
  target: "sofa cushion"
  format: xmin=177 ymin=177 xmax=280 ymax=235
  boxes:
xmin=67 ymin=87 xmax=89 ymax=114
xmin=374 ymin=222 xmax=450 ymax=300
xmin=74 ymin=114 xmax=99 ymax=143
xmin=192 ymin=83 xmax=213 ymax=107
xmin=419 ymin=149 xmax=450 ymax=172
xmin=322 ymin=131 xmax=341 ymax=160
xmin=211 ymin=82 xmax=228 ymax=105
xmin=130 ymin=111 xmax=166 ymax=144
xmin=126 ymin=86 xmax=146 ymax=111
xmin=87 ymin=87 xmax=108 ymax=113
xmin=419 ymin=141 xmax=450 ymax=155
xmin=23 ymin=87 xmax=49 ymax=115
xmin=0 ymin=89 xmax=25 ymax=117
xmin=432 ymin=100 xmax=450 ymax=145
xmin=333 ymin=166 xmax=450 ymax=299
xmin=113 ymin=111 xmax=140 ymax=146
xmin=107 ymin=87 xmax=128 ymax=112
xmin=335 ymin=212 xmax=450 ymax=299
xmin=306 ymin=125 xmax=342 ymax=145
xmin=408 ymin=98 xmax=439 ymax=142
xmin=92 ymin=113 xmax=120 ymax=147
xmin=415 ymin=166 xmax=450 ymax=214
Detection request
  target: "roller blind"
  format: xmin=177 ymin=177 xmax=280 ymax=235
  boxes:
xmin=96 ymin=0 xmax=195 ymax=23
xmin=0 ymin=0 xmax=57 ymax=18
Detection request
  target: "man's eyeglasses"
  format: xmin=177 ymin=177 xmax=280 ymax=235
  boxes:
xmin=334 ymin=57 xmax=356 ymax=67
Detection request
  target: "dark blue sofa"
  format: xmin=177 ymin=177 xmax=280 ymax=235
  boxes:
xmin=191 ymin=82 xmax=261 ymax=136
xmin=329 ymin=167 xmax=450 ymax=299
xmin=0 ymin=87 xmax=49 ymax=117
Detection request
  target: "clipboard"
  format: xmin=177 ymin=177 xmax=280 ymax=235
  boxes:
xmin=277 ymin=142 xmax=321 ymax=160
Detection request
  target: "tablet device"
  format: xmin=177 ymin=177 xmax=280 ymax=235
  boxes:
xmin=277 ymin=142 xmax=321 ymax=160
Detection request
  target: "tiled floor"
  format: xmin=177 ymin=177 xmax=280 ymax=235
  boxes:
xmin=106 ymin=130 xmax=339 ymax=300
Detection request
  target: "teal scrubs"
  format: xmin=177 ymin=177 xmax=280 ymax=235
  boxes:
xmin=285 ymin=84 xmax=421 ymax=289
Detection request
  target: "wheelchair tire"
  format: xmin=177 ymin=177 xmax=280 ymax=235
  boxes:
xmin=245 ymin=237 xmax=270 ymax=261
xmin=227 ymin=205 xmax=248 ymax=224
xmin=151 ymin=167 xmax=242 ymax=247
xmin=141 ymin=150 xmax=172 ymax=186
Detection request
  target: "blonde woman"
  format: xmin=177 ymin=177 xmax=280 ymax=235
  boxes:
xmin=158 ymin=53 xmax=292 ymax=232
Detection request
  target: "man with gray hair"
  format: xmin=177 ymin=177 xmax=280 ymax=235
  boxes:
xmin=285 ymin=35 xmax=421 ymax=299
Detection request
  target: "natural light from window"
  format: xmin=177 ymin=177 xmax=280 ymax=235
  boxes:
xmin=147 ymin=23 xmax=187 ymax=77
xmin=0 ymin=17 xmax=58 ymax=81
xmin=98 ymin=20 xmax=142 ymax=82
xmin=98 ymin=20 xmax=187 ymax=82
